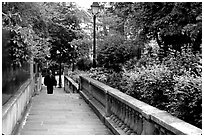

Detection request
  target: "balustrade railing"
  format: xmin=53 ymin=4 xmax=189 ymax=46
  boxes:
xmin=78 ymin=75 xmax=202 ymax=135
xmin=64 ymin=76 xmax=79 ymax=93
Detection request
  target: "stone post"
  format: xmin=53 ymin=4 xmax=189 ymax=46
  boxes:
xmin=64 ymin=65 xmax=69 ymax=76
xmin=105 ymin=91 xmax=111 ymax=117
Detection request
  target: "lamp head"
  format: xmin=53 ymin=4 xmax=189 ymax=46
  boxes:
xmin=91 ymin=2 xmax=100 ymax=15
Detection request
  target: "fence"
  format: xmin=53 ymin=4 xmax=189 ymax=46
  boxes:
xmin=64 ymin=76 xmax=79 ymax=93
xmin=2 ymin=63 xmax=30 ymax=105
xmin=2 ymin=73 xmax=42 ymax=135
xmin=64 ymin=75 xmax=202 ymax=135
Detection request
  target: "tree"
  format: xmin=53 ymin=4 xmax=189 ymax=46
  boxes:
xmin=97 ymin=33 xmax=141 ymax=72
xmin=70 ymin=38 xmax=92 ymax=59
xmin=130 ymin=2 xmax=201 ymax=55
xmin=108 ymin=2 xmax=201 ymax=58
xmin=41 ymin=2 xmax=81 ymax=69
xmin=2 ymin=2 xmax=50 ymax=67
xmin=2 ymin=2 xmax=50 ymax=99
xmin=87 ymin=2 xmax=202 ymax=128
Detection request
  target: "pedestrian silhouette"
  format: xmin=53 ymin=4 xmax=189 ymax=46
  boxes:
xmin=44 ymin=70 xmax=57 ymax=94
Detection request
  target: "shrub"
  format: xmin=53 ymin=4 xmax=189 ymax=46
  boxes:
xmin=76 ymin=57 xmax=92 ymax=71
xmin=97 ymin=34 xmax=140 ymax=72
xmin=124 ymin=64 xmax=175 ymax=109
xmin=122 ymin=64 xmax=201 ymax=128
xmin=106 ymin=72 xmax=124 ymax=91
xmin=168 ymin=73 xmax=202 ymax=128
xmin=87 ymin=49 xmax=202 ymax=128
xmin=88 ymin=68 xmax=126 ymax=91
xmin=162 ymin=50 xmax=202 ymax=76
xmin=88 ymin=67 xmax=111 ymax=83
xmin=97 ymin=34 xmax=125 ymax=72
xmin=67 ymin=69 xmax=87 ymax=83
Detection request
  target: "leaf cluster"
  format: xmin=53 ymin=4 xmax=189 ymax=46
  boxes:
xmin=88 ymin=49 xmax=202 ymax=128
xmin=109 ymin=2 xmax=202 ymax=55
xmin=43 ymin=2 xmax=82 ymax=65
xmin=97 ymin=34 xmax=141 ymax=72
xmin=2 ymin=2 xmax=50 ymax=67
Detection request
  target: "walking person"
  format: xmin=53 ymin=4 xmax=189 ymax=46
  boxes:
xmin=44 ymin=70 xmax=57 ymax=94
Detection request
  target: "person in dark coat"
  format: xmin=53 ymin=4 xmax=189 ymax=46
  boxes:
xmin=44 ymin=70 xmax=57 ymax=94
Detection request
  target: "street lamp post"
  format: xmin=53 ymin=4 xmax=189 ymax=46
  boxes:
xmin=91 ymin=2 xmax=100 ymax=68
xmin=57 ymin=50 xmax=62 ymax=88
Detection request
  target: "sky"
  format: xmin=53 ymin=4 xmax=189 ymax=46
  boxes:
xmin=75 ymin=0 xmax=93 ymax=9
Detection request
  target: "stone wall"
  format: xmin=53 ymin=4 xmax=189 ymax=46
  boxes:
xmin=64 ymin=76 xmax=79 ymax=93
xmin=2 ymin=74 xmax=42 ymax=135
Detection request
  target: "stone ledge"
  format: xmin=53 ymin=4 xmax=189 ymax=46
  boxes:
xmin=108 ymin=88 xmax=202 ymax=135
xmin=80 ymin=75 xmax=112 ymax=93
xmin=12 ymin=98 xmax=33 ymax=135
xmin=80 ymin=76 xmax=202 ymax=135
xmin=2 ymin=79 xmax=34 ymax=135
xmin=2 ymin=79 xmax=32 ymax=118
xmin=79 ymin=90 xmax=121 ymax=135
xmin=65 ymin=76 xmax=79 ymax=90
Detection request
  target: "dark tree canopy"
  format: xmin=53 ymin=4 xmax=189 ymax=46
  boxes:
xmin=43 ymin=2 xmax=81 ymax=65
xmin=107 ymin=2 xmax=202 ymax=56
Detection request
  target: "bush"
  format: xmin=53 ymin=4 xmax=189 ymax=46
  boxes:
xmin=123 ymin=64 xmax=175 ymax=110
xmin=88 ymin=68 xmax=126 ymax=91
xmin=97 ymin=34 xmax=124 ymax=72
xmin=88 ymin=67 xmax=111 ymax=83
xmin=168 ymin=73 xmax=202 ymax=128
xmin=97 ymin=34 xmax=141 ymax=72
xmin=76 ymin=57 xmax=92 ymax=71
xmin=88 ymin=51 xmax=202 ymax=128
xmin=162 ymin=50 xmax=202 ymax=76
xmin=121 ymin=64 xmax=201 ymax=128
xmin=106 ymin=72 xmax=124 ymax=91
xmin=67 ymin=69 xmax=87 ymax=83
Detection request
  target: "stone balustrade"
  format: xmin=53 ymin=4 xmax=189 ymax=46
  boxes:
xmin=77 ymin=75 xmax=202 ymax=135
xmin=2 ymin=74 xmax=42 ymax=135
xmin=64 ymin=76 xmax=79 ymax=93
xmin=35 ymin=73 xmax=42 ymax=94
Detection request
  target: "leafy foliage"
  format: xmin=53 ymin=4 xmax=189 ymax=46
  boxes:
xmin=2 ymin=2 xmax=50 ymax=66
xmin=162 ymin=49 xmax=202 ymax=76
xmin=43 ymin=2 xmax=81 ymax=67
xmin=2 ymin=2 xmax=202 ymax=129
xmin=97 ymin=34 xmax=142 ymax=72
xmin=97 ymin=34 xmax=125 ymax=71
xmin=88 ymin=49 xmax=202 ymax=128
xmin=81 ymin=2 xmax=202 ymax=129
xmin=76 ymin=57 xmax=92 ymax=71
xmin=70 ymin=38 xmax=92 ymax=60
xmin=169 ymin=73 xmax=202 ymax=128
xmin=106 ymin=2 xmax=202 ymax=56
xmin=124 ymin=65 xmax=174 ymax=109
xmin=88 ymin=67 xmax=113 ymax=83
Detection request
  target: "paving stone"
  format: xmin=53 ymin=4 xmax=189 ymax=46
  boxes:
xmin=17 ymin=86 xmax=111 ymax=135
